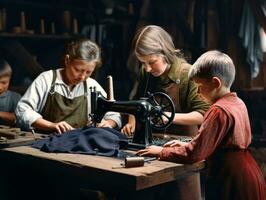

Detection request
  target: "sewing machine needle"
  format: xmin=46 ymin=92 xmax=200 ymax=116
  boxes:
xmin=31 ymin=129 xmax=36 ymax=140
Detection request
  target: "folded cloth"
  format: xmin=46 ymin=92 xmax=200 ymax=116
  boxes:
xmin=32 ymin=127 xmax=128 ymax=156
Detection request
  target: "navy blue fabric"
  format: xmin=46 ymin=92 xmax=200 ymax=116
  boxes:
xmin=32 ymin=127 xmax=128 ymax=156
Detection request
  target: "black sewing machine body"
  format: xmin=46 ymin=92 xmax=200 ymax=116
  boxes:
xmin=90 ymin=88 xmax=175 ymax=148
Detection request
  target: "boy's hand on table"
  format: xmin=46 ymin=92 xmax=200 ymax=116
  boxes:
xmin=136 ymin=145 xmax=163 ymax=157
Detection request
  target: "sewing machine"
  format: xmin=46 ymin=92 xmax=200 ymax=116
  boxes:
xmin=90 ymin=86 xmax=175 ymax=148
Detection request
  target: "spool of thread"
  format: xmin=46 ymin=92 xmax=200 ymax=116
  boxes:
xmin=51 ymin=22 xmax=55 ymax=34
xmin=62 ymin=10 xmax=71 ymax=34
xmin=128 ymin=3 xmax=134 ymax=15
xmin=0 ymin=10 xmax=2 ymax=31
xmin=73 ymin=18 xmax=78 ymax=34
xmin=2 ymin=8 xmax=6 ymax=31
xmin=107 ymin=75 xmax=115 ymax=101
xmin=40 ymin=19 xmax=45 ymax=34
xmin=20 ymin=11 xmax=26 ymax=33
xmin=124 ymin=157 xmax=144 ymax=168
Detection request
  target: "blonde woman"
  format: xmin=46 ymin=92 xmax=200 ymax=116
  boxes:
xmin=122 ymin=25 xmax=209 ymax=137
xmin=122 ymin=24 xmax=209 ymax=200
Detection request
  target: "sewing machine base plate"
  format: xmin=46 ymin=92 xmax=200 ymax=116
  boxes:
xmin=126 ymin=134 xmax=192 ymax=150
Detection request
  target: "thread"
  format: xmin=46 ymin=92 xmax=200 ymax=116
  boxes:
xmin=20 ymin=11 xmax=26 ymax=32
xmin=51 ymin=22 xmax=55 ymax=34
xmin=2 ymin=8 xmax=6 ymax=31
xmin=107 ymin=75 xmax=115 ymax=101
xmin=73 ymin=18 xmax=78 ymax=34
xmin=62 ymin=10 xmax=71 ymax=34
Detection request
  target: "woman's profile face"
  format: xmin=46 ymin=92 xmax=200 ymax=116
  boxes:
xmin=138 ymin=55 xmax=168 ymax=77
xmin=64 ymin=58 xmax=96 ymax=86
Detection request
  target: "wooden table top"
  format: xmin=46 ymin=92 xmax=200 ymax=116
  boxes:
xmin=0 ymin=146 xmax=204 ymax=191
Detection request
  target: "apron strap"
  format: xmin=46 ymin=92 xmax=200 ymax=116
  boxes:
xmin=49 ymin=70 xmax=57 ymax=94
xmin=83 ymin=80 xmax=87 ymax=96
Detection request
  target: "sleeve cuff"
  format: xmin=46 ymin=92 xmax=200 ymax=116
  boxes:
xmin=103 ymin=112 xmax=122 ymax=129
xmin=159 ymin=147 xmax=171 ymax=161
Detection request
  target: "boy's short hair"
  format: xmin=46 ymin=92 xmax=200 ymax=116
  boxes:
xmin=188 ymin=50 xmax=236 ymax=88
xmin=0 ymin=58 xmax=12 ymax=77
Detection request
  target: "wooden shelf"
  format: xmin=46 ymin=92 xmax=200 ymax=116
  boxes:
xmin=0 ymin=0 xmax=91 ymax=12
xmin=0 ymin=32 xmax=80 ymax=40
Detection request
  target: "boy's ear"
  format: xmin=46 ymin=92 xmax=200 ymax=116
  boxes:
xmin=212 ymin=77 xmax=222 ymax=89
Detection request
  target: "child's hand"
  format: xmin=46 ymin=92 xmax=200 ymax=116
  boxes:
xmin=163 ymin=139 xmax=187 ymax=147
xmin=161 ymin=111 xmax=173 ymax=123
xmin=136 ymin=145 xmax=163 ymax=157
xmin=121 ymin=123 xmax=135 ymax=136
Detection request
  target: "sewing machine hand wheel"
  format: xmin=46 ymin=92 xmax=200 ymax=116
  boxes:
xmin=147 ymin=92 xmax=175 ymax=130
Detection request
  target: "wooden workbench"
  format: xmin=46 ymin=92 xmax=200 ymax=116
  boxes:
xmin=0 ymin=146 xmax=205 ymax=200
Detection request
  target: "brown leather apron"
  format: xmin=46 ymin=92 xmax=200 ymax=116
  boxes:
xmin=41 ymin=70 xmax=88 ymax=129
xmin=151 ymin=63 xmax=198 ymax=136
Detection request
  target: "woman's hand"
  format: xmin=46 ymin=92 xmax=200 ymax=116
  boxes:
xmin=163 ymin=139 xmax=187 ymax=147
xmin=136 ymin=145 xmax=163 ymax=157
xmin=33 ymin=118 xmax=74 ymax=134
xmin=97 ymin=119 xmax=115 ymax=128
xmin=162 ymin=111 xmax=172 ymax=123
xmin=121 ymin=123 xmax=135 ymax=136
xmin=52 ymin=121 xmax=74 ymax=134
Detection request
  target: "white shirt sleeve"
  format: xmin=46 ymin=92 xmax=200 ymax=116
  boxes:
xmin=15 ymin=71 xmax=53 ymax=130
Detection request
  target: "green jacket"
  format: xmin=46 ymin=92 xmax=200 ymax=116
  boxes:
xmin=134 ymin=57 xmax=209 ymax=115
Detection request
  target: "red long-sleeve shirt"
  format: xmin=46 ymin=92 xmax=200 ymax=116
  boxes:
xmin=160 ymin=93 xmax=265 ymax=200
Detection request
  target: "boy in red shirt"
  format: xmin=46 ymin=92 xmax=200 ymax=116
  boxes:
xmin=137 ymin=50 xmax=266 ymax=200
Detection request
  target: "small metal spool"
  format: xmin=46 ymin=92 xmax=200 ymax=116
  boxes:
xmin=124 ymin=157 xmax=144 ymax=168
